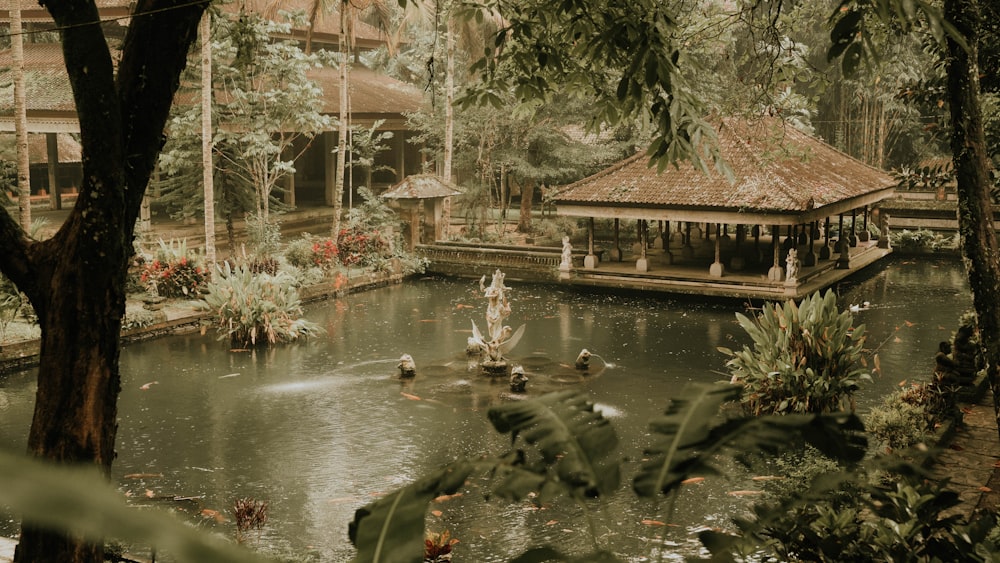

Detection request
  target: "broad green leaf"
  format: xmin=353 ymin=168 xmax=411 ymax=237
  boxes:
xmin=488 ymin=390 xmax=620 ymax=497
xmin=349 ymin=461 xmax=474 ymax=563
xmin=0 ymin=450 xmax=269 ymax=562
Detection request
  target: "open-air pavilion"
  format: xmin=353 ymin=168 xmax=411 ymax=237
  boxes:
xmin=550 ymin=119 xmax=897 ymax=300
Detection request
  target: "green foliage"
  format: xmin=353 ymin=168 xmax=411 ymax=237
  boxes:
xmin=456 ymin=0 xmax=724 ymax=175
xmin=155 ymin=8 xmax=332 ymax=221
xmin=890 ymin=228 xmax=958 ymax=251
xmin=0 ymin=448 xmax=269 ymax=562
xmin=245 ymin=211 xmax=283 ymax=257
xmin=865 ymin=383 xmax=948 ymax=452
xmin=704 ymin=461 xmax=1000 ymax=562
xmin=199 ymin=262 xmax=324 ymax=348
xmin=0 ymin=273 xmax=26 ymax=341
xmin=285 ymin=234 xmax=340 ymax=272
xmin=722 ymin=290 xmax=871 ymax=415
xmin=349 ymin=386 xmax=867 ymax=562
xmin=138 ymin=239 xmax=209 ymax=298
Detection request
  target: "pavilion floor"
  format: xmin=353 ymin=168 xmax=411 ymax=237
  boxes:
xmin=567 ymin=236 xmax=892 ymax=301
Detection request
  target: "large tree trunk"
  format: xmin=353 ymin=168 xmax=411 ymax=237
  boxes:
xmin=0 ymin=1 xmax=207 ymax=561
xmin=945 ymin=0 xmax=1000 ymax=440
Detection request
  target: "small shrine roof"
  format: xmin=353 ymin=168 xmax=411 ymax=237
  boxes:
xmin=382 ymin=174 xmax=462 ymax=200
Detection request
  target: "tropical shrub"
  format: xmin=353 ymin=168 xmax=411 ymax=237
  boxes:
xmin=865 ymin=383 xmax=946 ymax=453
xmin=336 ymin=227 xmax=389 ymax=268
xmin=0 ymin=274 xmax=26 ymax=341
xmin=720 ymin=290 xmax=871 ymax=416
xmin=284 ymin=234 xmax=340 ymax=272
xmin=199 ymin=262 xmax=324 ymax=348
xmin=139 ymin=239 xmax=208 ymax=298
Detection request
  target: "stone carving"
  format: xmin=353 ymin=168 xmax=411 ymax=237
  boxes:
xmin=509 ymin=365 xmax=528 ymax=393
xmin=469 ymin=269 xmax=525 ymax=374
xmin=785 ymin=248 xmax=799 ymax=282
xmin=398 ymin=354 xmax=416 ymax=378
xmin=575 ymin=349 xmax=592 ymax=370
xmin=560 ymin=236 xmax=573 ymax=271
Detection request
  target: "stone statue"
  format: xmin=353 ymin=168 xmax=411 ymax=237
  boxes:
xmin=785 ymin=248 xmax=799 ymax=282
xmin=951 ymin=323 xmax=982 ymax=384
xmin=878 ymin=211 xmax=891 ymax=249
xmin=934 ymin=341 xmax=961 ymax=386
xmin=575 ymin=349 xmax=592 ymax=370
xmin=480 ymin=269 xmax=511 ymax=343
xmin=509 ymin=365 xmax=528 ymax=393
xmin=469 ymin=270 xmax=526 ymax=371
xmin=398 ymin=354 xmax=416 ymax=378
xmin=560 ymin=236 xmax=573 ymax=271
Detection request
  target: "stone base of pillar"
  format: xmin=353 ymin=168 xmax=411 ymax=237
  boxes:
xmin=610 ymin=248 xmax=622 ymax=262
xmin=584 ymin=254 xmax=599 ymax=269
xmin=802 ymin=251 xmax=816 ymax=267
xmin=709 ymin=261 xmax=724 ymax=277
xmin=819 ymin=244 xmax=832 ymax=260
xmin=858 ymin=231 xmax=870 ymax=242
xmin=636 ymin=257 xmax=649 ymax=273
xmin=768 ymin=266 xmax=784 ymax=282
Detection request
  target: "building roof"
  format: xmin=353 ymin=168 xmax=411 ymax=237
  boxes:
xmin=308 ymin=64 xmax=423 ymax=120
xmin=552 ymin=118 xmax=895 ymax=225
xmin=219 ymin=0 xmax=388 ymax=51
xmin=0 ymin=44 xmax=423 ymax=132
xmin=382 ymin=174 xmax=462 ymax=199
xmin=0 ymin=0 xmax=132 ymax=22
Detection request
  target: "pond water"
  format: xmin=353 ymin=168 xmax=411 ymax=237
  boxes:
xmin=0 ymin=256 xmax=973 ymax=561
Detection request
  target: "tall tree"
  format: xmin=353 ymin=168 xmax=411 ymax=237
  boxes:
xmin=11 ymin=0 xmax=30 ymax=229
xmin=829 ymin=0 xmax=1000 ymax=439
xmin=201 ymin=11 xmax=217 ymax=272
xmin=0 ymin=0 xmax=208 ymax=560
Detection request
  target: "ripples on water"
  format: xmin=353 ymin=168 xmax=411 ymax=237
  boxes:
xmin=0 ymin=256 xmax=972 ymax=561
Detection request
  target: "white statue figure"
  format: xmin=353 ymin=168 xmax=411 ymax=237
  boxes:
xmin=397 ymin=354 xmax=416 ymax=378
xmin=785 ymin=248 xmax=799 ymax=281
xmin=470 ymin=270 xmax=525 ymax=363
xmin=560 ymin=236 xmax=572 ymax=270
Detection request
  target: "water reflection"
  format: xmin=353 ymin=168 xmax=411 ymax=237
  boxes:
xmin=0 ymin=256 xmax=972 ymax=561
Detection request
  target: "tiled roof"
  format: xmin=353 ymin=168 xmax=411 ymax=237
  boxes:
xmin=0 ymin=44 xmax=422 ymax=122
xmin=219 ymin=0 xmax=388 ymax=49
xmin=553 ymin=118 xmax=894 ymax=214
xmin=308 ymin=64 xmax=422 ymax=116
xmin=382 ymin=174 xmax=462 ymax=199
xmin=0 ymin=44 xmax=77 ymax=113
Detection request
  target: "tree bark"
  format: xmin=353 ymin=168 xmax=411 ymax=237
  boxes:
xmin=332 ymin=0 xmax=349 ymax=237
xmin=202 ymin=12 xmax=217 ymax=274
xmin=944 ymin=0 xmax=1000 ymax=440
xmin=11 ymin=0 xmax=30 ymax=229
xmin=0 ymin=0 xmax=207 ymax=561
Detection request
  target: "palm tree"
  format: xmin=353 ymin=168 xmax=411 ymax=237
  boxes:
xmin=201 ymin=12 xmax=217 ymax=273
xmin=11 ymin=0 xmax=30 ymax=229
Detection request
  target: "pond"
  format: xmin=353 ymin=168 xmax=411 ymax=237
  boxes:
xmin=0 ymin=255 xmax=973 ymax=561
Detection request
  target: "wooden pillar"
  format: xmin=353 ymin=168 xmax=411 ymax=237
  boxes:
xmin=820 ymin=216 xmax=832 ymax=260
xmin=585 ymin=217 xmax=598 ymax=269
xmin=803 ymin=221 xmax=817 ymax=266
xmin=849 ymin=208 xmax=858 ymax=246
xmin=682 ymin=222 xmax=694 ymax=258
xmin=859 ymin=205 xmax=871 ymax=242
xmin=767 ymin=224 xmax=783 ymax=281
xmin=45 ymin=133 xmax=61 ymax=210
xmin=323 ymin=131 xmax=336 ymax=206
xmin=636 ymin=220 xmax=649 ymax=272
xmin=611 ymin=218 xmax=622 ymax=261
xmin=730 ymin=224 xmax=745 ymax=271
xmin=709 ymin=223 xmax=724 ymax=277
xmin=662 ymin=220 xmax=673 ymax=265
xmin=395 ymin=131 xmax=406 ymax=182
